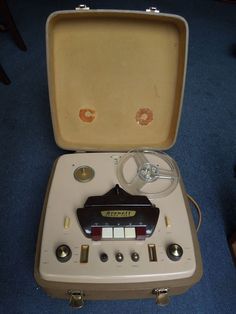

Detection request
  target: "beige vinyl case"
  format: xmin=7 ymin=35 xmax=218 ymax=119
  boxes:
xmin=34 ymin=7 xmax=202 ymax=306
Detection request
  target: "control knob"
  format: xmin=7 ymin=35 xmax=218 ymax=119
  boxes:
xmin=115 ymin=252 xmax=124 ymax=262
xmin=131 ymin=252 xmax=140 ymax=262
xmin=166 ymin=243 xmax=183 ymax=261
xmin=56 ymin=244 xmax=72 ymax=263
xmin=100 ymin=253 xmax=108 ymax=262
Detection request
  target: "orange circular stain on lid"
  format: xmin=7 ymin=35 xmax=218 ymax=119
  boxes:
xmin=136 ymin=108 xmax=153 ymax=126
xmin=79 ymin=109 xmax=96 ymax=123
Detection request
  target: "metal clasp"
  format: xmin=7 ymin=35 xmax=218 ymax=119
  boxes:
xmin=146 ymin=7 xmax=160 ymax=13
xmin=67 ymin=290 xmax=85 ymax=308
xmin=152 ymin=288 xmax=170 ymax=306
xmin=76 ymin=4 xmax=90 ymax=10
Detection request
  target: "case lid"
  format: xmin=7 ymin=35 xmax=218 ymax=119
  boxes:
xmin=46 ymin=9 xmax=188 ymax=151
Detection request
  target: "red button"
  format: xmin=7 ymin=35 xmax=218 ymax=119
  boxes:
xmin=135 ymin=226 xmax=146 ymax=240
xmin=91 ymin=227 xmax=102 ymax=241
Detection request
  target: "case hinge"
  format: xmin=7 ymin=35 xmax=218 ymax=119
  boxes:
xmin=146 ymin=7 xmax=160 ymax=13
xmin=75 ymin=4 xmax=90 ymax=10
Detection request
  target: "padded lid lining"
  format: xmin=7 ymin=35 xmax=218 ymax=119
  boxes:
xmin=47 ymin=11 xmax=188 ymax=151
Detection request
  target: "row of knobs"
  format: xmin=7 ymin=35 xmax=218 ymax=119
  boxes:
xmin=56 ymin=244 xmax=183 ymax=263
xmin=100 ymin=251 xmax=140 ymax=263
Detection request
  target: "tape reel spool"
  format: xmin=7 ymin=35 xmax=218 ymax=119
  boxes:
xmin=117 ymin=149 xmax=179 ymax=198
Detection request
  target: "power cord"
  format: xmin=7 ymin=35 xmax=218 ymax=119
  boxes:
xmin=187 ymin=194 xmax=202 ymax=232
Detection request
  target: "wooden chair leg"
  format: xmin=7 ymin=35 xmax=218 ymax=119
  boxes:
xmin=0 ymin=0 xmax=27 ymax=51
xmin=0 ymin=63 xmax=11 ymax=85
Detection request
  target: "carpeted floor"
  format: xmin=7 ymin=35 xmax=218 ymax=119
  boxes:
xmin=0 ymin=0 xmax=236 ymax=313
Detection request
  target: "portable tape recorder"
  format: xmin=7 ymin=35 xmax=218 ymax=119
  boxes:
xmin=34 ymin=6 xmax=202 ymax=308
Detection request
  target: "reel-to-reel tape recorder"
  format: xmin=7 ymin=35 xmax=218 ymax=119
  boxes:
xmin=34 ymin=7 xmax=202 ymax=309
xmin=35 ymin=149 xmax=202 ymax=307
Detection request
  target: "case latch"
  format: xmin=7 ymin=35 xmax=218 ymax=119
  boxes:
xmin=152 ymin=288 xmax=170 ymax=306
xmin=75 ymin=4 xmax=90 ymax=10
xmin=146 ymin=7 xmax=160 ymax=13
xmin=67 ymin=290 xmax=85 ymax=308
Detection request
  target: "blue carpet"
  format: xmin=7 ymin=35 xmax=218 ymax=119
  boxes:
xmin=0 ymin=0 xmax=236 ymax=313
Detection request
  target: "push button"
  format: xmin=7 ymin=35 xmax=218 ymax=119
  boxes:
xmin=124 ymin=227 xmax=136 ymax=239
xmin=91 ymin=227 xmax=102 ymax=241
xmin=136 ymin=226 xmax=146 ymax=240
xmin=113 ymin=227 xmax=125 ymax=239
xmin=102 ymin=227 xmax=113 ymax=239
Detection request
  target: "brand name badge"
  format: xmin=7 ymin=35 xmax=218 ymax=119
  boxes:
xmin=101 ymin=210 xmax=136 ymax=218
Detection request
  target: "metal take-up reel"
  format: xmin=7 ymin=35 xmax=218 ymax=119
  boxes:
xmin=117 ymin=149 xmax=179 ymax=198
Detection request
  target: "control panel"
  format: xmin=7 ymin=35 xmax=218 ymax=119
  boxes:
xmin=39 ymin=152 xmax=196 ymax=284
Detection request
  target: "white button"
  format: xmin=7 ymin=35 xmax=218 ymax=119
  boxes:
xmin=113 ymin=227 xmax=125 ymax=239
xmin=102 ymin=227 xmax=113 ymax=239
xmin=125 ymin=227 xmax=136 ymax=239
